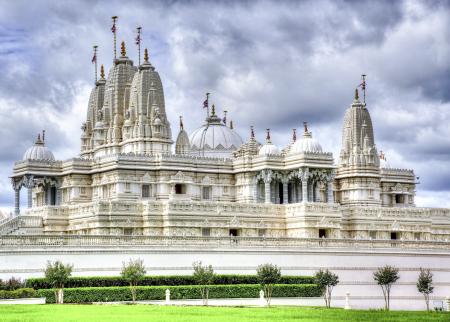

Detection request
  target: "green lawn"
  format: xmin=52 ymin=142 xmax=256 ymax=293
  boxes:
xmin=0 ymin=305 xmax=448 ymax=322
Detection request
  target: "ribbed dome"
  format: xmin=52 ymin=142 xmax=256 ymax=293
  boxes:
xmin=23 ymin=135 xmax=55 ymax=161
xmin=259 ymin=143 xmax=280 ymax=156
xmin=258 ymin=129 xmax=280 ymax=156
xmin=290 ymin=132 xmax=322 ymax=154
xmin=189 ymin=113 xmax=243 ymax=158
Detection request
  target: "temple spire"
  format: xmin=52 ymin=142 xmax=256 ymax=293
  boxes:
xmin=120 ymin=41 xmax=126 ymax=57
xmin=144 ymin=48 xmax=149 ymax=63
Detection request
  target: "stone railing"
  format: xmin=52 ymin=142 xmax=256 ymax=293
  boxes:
xmin=0 ymin=216 xmax=43 ymax=235
xmin=0 ymin=235 xmax=449 ymax=250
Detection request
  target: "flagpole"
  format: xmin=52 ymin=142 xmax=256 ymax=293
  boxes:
xmin=206 ymin=92 xmax=210 ymax=118
xmin=112 ymin=16 xmax=118 ymax=61
xmin=136 ymin=26 xmax=142 ymax=66
xmin=93 ymin=45 xmax=98 ymax=84
xmin=361 ymin=74 xmax=366 ymax=105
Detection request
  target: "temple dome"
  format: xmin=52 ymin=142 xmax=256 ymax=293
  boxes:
xmin=290 ymin=132 xmax=322 ymax=154
xmin=189 ymin=112 xmax=243 ymax=158
xmin=23 ymin=134 xmax=55 ymax=161
xmin=258 ymin=129 xmax=280 ymax=156
xmin=290 ymin=123 xmax=322 ymax=154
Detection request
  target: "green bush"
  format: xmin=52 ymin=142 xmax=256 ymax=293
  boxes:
xmin=26 ymin=275 xmax=314 ymax=289
xmin=0 ymin=288 xmax=36 ymax=299
xmin=37 ymin=284 xmax=321 ymax=304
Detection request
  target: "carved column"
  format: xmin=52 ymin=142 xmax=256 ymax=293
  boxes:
xmin=301 ymin=169 xmax=309 ymax=203
xmin=314 ymin=183 xmax=320 ymax=202
xmin=327 ymin=182 xmax=333 ymax=204
xmin=27 ymin=188 xmax=32 ymax=208
xmin=282 ymin=179 xmax=288 ymax=204
xmin=253 ymin=178 xmax=258 ymax=203
xmin=263 ymin=170 xmax=272 ymax=204
xmin=14 ymin=187 xmax=20 ymax=215
xmin=264 ymin=181 xmax=271 ymax=204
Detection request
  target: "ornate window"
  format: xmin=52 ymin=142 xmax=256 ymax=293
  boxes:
xmin=175 ymin=184 xmax=186 ymax=194
xmin=142 ymin=184 xmax=150 ymax=198
xmin=202 ymin=186 xmax=212 ymax=200
xmin=202 ymin=228 xmax=211 ymax=237
xmin=258 ymin=229 xmax=266 ymax=237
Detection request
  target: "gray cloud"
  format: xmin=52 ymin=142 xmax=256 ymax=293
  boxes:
xmin=0 ymin=0 xmax=450 ymax=210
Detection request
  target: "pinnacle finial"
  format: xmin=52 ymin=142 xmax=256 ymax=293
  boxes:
xmin=179 ymin=116 xmax=184 ymax=130
xmin=266 ymin=128 xmax=271 ymax=142
xmin=292 ymin=129 xmax=297 ymax=142
xmin=211 ymin=104 xmax=216 ymax=116
xmin=354 ymin=88 xmax=359 ymax=101
xmin=230 ymin=120 xmax=234 ymax=129
xmin=303 ymin=122 xmax=308 ymax=133
xmin=100 ymin=65 xmax=105 ymax=79
xmin=250 ymin=126 xmax=255 ymax=139
xmin=144 ymin=48 xmax=149 ymax=63
xmin=121 ymin=41 xmax=126 ymax=57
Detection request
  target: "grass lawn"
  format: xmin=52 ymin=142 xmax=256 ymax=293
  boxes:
xmin=0 ymin=305 xmax=448 ymax=322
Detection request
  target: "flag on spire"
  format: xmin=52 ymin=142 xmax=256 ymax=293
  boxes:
xmin=135 ymin=33 xmax=141 ymax=45
xmin=111 ymin=19 xmax=117 ymax=33
xmin=203 ymin=93 xmax=210 ymax=108
xmin=223 ymin=110 xmax=227 ymax=124
xmin=91 ymin=52 xmax=97 ymax=63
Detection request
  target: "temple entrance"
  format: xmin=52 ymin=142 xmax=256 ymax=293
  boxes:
xmin=229 ymin=229 xmax=239 ymax=237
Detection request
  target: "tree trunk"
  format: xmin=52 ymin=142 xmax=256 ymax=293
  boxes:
xmin=131 ymin=283 xmax=136 ymax=303
xmin=57 ymin=288 xmax=64 ymax=304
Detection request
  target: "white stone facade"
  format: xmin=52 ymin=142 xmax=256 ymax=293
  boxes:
xmin=5 ymin=41 xmax=449 ymax=243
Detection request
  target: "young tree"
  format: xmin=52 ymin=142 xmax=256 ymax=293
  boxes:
xmin=256 ymin=263 xmax=281 ymax=306
xmin=192 ymin=261 xmax=215 ymax=306
xmin=373 ymin=265 xmax=399 ymax=310
xmin=314 ymin=269 xmax=339 ymax=308
xmin=44 ymin=261 xmax=73 ymax=304
xmin=417 ymin=268 xmax=434 ymax=311
xmin=121 ymin=258 xmax=146 ymax=303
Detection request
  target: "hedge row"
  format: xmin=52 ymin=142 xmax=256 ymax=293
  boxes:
xmin=27 ymin=275 xmax=315 ymax=289
xmin=37 ymin=284 xmax=321 ymax=304
xmin=0 ymin=288 xmax=36 ymax=299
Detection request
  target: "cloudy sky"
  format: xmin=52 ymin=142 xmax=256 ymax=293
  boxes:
xmin=0 ymin=0 xmax=450 ymax=212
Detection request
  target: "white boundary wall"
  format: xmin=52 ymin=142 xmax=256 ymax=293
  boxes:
xmin=1 ymin=245 xmax=449 ymax=310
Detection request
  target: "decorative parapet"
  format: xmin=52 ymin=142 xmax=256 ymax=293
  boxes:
xmin=0 ymin=235 xmax=449 ymax=250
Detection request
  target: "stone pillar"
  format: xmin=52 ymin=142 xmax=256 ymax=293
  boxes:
xmin=165 ymin=289 xmax=171 ymax=304
xmin=315 ymin=184 xmax=320 ymax=202
xmin=14 ymin=187 xmax=20 ymax=216
xmin=264 ymin=181 xmax=271 ymax=204
xmin=302 ymin=180 xmax=308 ymax=203
xmin=327 ymin=182 xmax=333 ymax=204
xmin=344 ymin=292 xmax=351 ymax=310
xmin=27 ymin=187 xmax=32 ymax=208
xmin=282 ymin=181 xmax=288 ymax=204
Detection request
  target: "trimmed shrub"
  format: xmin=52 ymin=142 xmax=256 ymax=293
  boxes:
xmin=0 ymin=277 xmax=25 ymax=291
xmin=26 ymin=275 xmax=314 ymax=289
xmin=0 ymin=288 xmax=36 ymax=299
xmin=37 ymin=284 xmax=321 ymax=304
